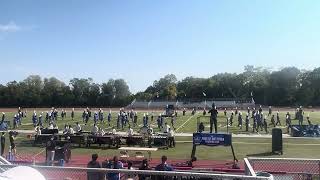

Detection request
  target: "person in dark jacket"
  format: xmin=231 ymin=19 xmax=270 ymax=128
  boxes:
xmin=1 ymin=132 xmax=5 ymax=156
xmin=87 ymin=154 xmax=102 ymax=180
xmin=139 ymin=159 xmax=151 ymax=180
xmin=208 ymin=103 xmax=218 ymax=133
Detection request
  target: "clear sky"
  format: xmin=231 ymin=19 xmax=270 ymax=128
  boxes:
xmin=1 ymin=0 xmax=320 ymax=93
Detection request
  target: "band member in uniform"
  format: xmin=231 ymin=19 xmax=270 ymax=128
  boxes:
xmin=91 ymin=124 xmax=99 ymax=135
xmin=45 ymin=111 xmax=49 ymax=123
xmin=229 ymin=111 xmax=234 ymax=126
xmin=32 ymin=111 xmax=38 ymax=127
xmin=258 ymin=105 xmax=263 ymax=114
xmin=133 ymin=112 xmax=138 ymax=127
xmin=208 ymin=103 xmax=218 ymax=133
xmin=268 ymin=106 xmax=272 ymax=116
xmin=171 ymin=116 xmax=176 ymax=130
xmin=224 ymin=108 xmax=227 ymax=116
xmin=117 ymin=113 xmax=121 ymax=129
xmin=71 ymin=108 xmax=75 ymax=121
xmin=251 ymin=108 xmax=256 ymax=118
xmin=107 ymin=110 xmax=112 ymax=127
xmin=270 ymin=114 xmax=276 ymax=127
xmin=82 ymin=109 xmax=86 ymax=122
xmin=93 ymin=111 xmax=98 ymax=124
xmin=307 ymin=114 xmax=312 ymax=125
xmin=245 ymin=113 xmax=250 ymax=132
xmin=238 ymin=112 xmax=243 ymax=129
xmin=298 ymin=106 xmax=304 ymax=126
xmin=85 ymin=111 xmax=89 ymax=125
xmin=235 ymin=107 xmax=238 ymax=115
xmin=168 ymin=128 xmax=175 ymax=148
xmin=182 ymin=108 xmax=186 ymax=116
xmin=263 ymin=116 xmax=268 ymax=133
xmin=276 ymin=111 xmax=281 ymax=126
xmin=74 ymin=122 xmax=82 ymax=134
xmin=61 ymin=109 xmax=65 ymax=120
xmin=38 ymin=112 xmax=43 ymax=128
xmin=286 ymin=112 xmax=291 ymax=133
xmin=203 ymin=108 xmax=206 ymax=116
xmin=157 ymin=115 xmax=162 ymax=130
xmin=252 ymin=113 xmax=258 ymax=133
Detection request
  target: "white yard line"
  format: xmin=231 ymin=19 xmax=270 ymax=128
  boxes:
xmin=176 ymin=113 xmax=198 ymax=132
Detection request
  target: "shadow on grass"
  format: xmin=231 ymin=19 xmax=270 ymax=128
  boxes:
xmin=247 ymin=152 xmax=276 ymax=157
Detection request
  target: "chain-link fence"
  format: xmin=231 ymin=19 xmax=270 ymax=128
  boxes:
xmin=0 ymin=164 xmax=271 ymax=180
xmin=247 ymin=157 xmax=320 ymax=180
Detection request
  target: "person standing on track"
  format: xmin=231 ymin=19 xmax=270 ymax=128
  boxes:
xmin=208 ymin=103 xmax=218 ymax=133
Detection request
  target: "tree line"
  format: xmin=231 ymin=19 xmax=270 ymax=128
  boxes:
xmin=0 ymin=65 xmax=320 ymax=107
xmin=136 ymin=65 xmax=320 ymax=106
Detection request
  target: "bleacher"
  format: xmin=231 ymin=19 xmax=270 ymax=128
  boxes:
xmin=127 ymin=98 xmax=254 ymax=109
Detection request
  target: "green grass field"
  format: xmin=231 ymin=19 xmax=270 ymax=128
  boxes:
xmin=4 ymin=108 xmax=320 ymax=134
xmin=2 ymin=108 xmax=320 ymax=161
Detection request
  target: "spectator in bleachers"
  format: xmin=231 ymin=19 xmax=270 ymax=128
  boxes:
xmin=155 ymin=155 xmax=173 ymax=171
xmin=139 ymin=159 xmax=151 ymax=180
xmin=106 ymin=156 xmax=123 ymax=180
xmin=46 ymin=135 xmax=56 ymax=166
xmin=87 ymin=154 xmax=103 ymax=180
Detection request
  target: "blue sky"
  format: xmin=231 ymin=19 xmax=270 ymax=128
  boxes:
xmin=1 ymin=0 xmax=320 ymax=93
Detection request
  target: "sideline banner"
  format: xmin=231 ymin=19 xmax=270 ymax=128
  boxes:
xmin=193 ymin=133 xmax=232 ymax=146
